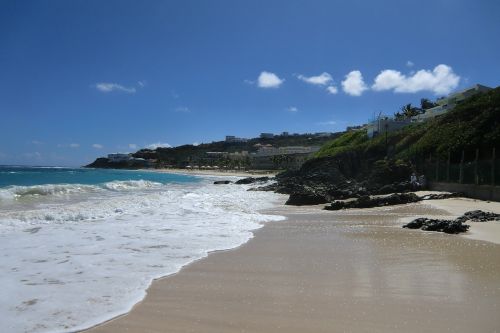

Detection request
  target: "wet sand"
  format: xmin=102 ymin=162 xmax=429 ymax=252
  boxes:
xmin=87 ymin=199 xmax=500 ymax=333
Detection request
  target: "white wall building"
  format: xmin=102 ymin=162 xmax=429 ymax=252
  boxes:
xmin=366 ymin=117 xmax=412 ymax=139
xmin=414 ymin=84 xmax=492 ymax=122
xmin=253 ymin=146 xmax=320 ymax=157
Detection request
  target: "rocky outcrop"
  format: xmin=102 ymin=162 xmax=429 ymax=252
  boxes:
xmin=247 ymin=183 xmax=279 ymax=192
xmin=325 ymin=193 xmax=421 ymax=210
xmin=455 ymin=210 xmax=500 ymax=222
xmin=420 ymin=192 xmax=463 ymax=200
xmin=403 ymin=218 xmax=469 ymax=234
xmin=213 ymin=180 xmax=232 ymax=185
xmin=285 ymin=190 xmax=329 ymax=206
xmin=235 ymin=177 xmax=271 ymax=185
xmin=85 ymin=157 xmax=151 ymax=169
xmin=402 ymin=210 xmax=500 ymax=234
xmin=271 ymin=156 xmax=421 ymax=206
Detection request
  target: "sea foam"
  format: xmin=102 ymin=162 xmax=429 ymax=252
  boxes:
xmin=0 ymin=177 xmax=286 ymax=333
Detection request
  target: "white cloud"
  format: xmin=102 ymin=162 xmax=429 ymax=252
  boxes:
xmin=174 ymin=106 xmax=190 ymax=113
xmin=94 ymin=83 xmax=136 ymax=94
xmin=341 ymin=70 xmax=368 ymax=96
xmin=92 ymin=144 xmax=103 ymax=149
xmin=406 ymin=60 xmax=414 ymax=67
xmin=69 ymin=143 xmax=80 ymax=148
xmin=287 ymin=106 xmax=299 ymax=112
xmin=137 ymin=80 xmax=146 ymax=88
xmin=297 ymin=72 xmax=333 ymax=86
xmin=326 ymin=86 xmax=338 ymax=94
xmin=372 ymin=64 xmax=460 ymax=95
xmin=147 ymin=142 xmax=172 ymax=149
xmin=192 ymin=142 xmax=200 ymax=146
xmin=31 ymin=140 xmax=44 ymax=145
xmin=128 ymin=143 xmax=138 ymax=149
xmin=257 ymin=71 xmax=284 ymax=88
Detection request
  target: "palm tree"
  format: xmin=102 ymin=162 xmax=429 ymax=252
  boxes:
xmin=399 ymin=103 xmax=422 ymax=118
xmin=420 ymin=98 xmax=437 ymax=110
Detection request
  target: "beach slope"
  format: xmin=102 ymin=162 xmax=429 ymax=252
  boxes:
xmin=87 ymin=198 xmax=500 ymax=333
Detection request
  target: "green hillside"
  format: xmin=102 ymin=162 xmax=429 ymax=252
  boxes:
xmin=316 ymin=86 xmax=500 ymax=164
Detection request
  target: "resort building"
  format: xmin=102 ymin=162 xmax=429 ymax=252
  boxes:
xmin=414 ymin=84 xmax=492 ymax=122
xmin=250 ymin=146 xmax=320 ymax=170
xmin=366 ymin=117 xmax=412 ymax=139
xmin=367 ymin=84 xmax=493 ymax=138
xmin=225 ymin=135 xmax=248 ymax=143
xmin=253 ymin=146 xmax=320 ymax=157
xmin=260 ymin=133 xmax=275 ymax=139
xmin=314 ymin=132 xmax=333 ymax=137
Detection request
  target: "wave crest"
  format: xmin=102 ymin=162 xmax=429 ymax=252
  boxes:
xmin=0 ymin=180 xmax=165 ymax=200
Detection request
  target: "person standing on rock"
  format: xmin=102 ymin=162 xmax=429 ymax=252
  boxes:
xmin=418 ymin=174 xmax=427 ymax=189
xmin=410 ymin=173 xmax=418 ymax=190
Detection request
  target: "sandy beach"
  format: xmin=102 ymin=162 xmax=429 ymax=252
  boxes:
xmin=86 ymin=196 xmax=500 ymax=333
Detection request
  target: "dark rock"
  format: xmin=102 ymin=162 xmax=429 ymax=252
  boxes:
xmin=247 ymin=183 xmax=278 ymax=192
xmin=420 ymin=219 xmax=452 ymax=232
xmin=378 ymin=184 xmax=397 ymax=195
xmin=366 ymin=159 xmax=413 ymax=191
xmin=442 ymin=221 xmax=470 ymax=234
xmin=325 ymin=193 xmax=421 ymax=210
xmin=213 ymin=180 xmax=232 ymax=185
xmin=420 ymin=192 xmax=462 ymax=200
xmin=285 ymin=191 xmax=328 ymax=206
xmin=402 ymin=218 xmax=428 ymax=229
xmin=456 ymin=210 xmax=500 ymax=223
xmin=326 ymin=201 xmax=347 ymax=210
xmin=235 ymin=176 xmax=271 ymax=185
xmin=403 ymin=217 xmax=469 ymax=234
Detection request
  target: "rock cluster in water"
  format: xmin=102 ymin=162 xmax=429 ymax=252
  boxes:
xmin=235 ymin=177 xmax=271 ymax=185
xmin=213 ymin=180 xmax=232 ymax=185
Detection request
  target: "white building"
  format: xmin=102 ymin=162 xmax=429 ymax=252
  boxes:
xmin=260 ymin=133 xmax=275 ymax=139
xmin=366 ymin=117 xmax=412 ymax=139
xmin=414 ymin=84 xmax=492 ymax=122
xmin=225 ymin=135 xmax=248 ymax=143
xmin=253 ymin=146 xmax=320 ymax=157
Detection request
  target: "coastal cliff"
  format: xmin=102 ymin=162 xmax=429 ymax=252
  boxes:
xmin=270 ymin=87 xmax=500 ymax=204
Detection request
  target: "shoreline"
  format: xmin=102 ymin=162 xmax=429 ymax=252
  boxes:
xmin=86 ymin=196 xmax=500 ymax=333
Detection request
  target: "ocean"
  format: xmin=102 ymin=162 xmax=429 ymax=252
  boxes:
xmin=0 ymin=166 xmax=284 ymax=333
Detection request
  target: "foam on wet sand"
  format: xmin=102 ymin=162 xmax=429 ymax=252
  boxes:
xmin=87 ymin=197 xmax=500 ymax=333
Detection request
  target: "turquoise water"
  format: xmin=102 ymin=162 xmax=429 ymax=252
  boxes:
xmin=0 ymin=165 xmax=198 ymax=187
xmin=0 ymin=165 xmax=284 ymax=333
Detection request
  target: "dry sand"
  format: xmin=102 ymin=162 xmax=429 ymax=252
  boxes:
xmin=86 ymin=198 xmax=500 ymax=333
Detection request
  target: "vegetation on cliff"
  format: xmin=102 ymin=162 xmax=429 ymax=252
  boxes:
xmin=316 ymin=86 xmax=500 ymax=165
xmin=273 ymin=86 xmax=500 ymax=205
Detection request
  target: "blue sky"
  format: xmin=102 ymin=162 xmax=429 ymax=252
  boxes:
xmin=1 ymin=0 xmax=499 ymax=166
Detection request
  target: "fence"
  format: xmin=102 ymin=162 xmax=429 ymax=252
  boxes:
xmin=413 ymin=147 xmax=499 ymax=186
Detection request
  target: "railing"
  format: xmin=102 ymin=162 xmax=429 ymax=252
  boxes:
xmin=415 ymin=148 xmax=498 ymax=186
